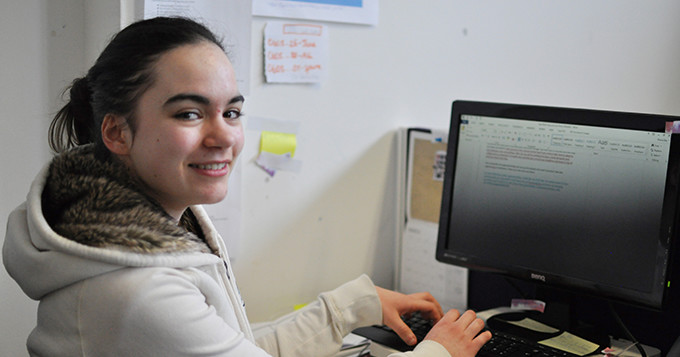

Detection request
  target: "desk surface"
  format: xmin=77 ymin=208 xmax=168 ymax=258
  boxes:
xmin=364 ymin=338 xmax=660 ymax=357
xmin=350 ymin=307 xmax=661 ymax=357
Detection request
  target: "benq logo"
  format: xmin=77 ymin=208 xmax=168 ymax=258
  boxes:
xmin=530 ymin=273 xmax=546 ymax=282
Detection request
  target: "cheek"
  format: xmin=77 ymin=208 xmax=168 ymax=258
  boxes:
xmin=137 ymin=132 xmax=195 ymax=170
xmin=225 ymin=124 xmax=245 ymax=158
xmin=234 ymin=129 xmax=245 ymax=156
xmin=163 ymin=132 xmax=195 ymax=153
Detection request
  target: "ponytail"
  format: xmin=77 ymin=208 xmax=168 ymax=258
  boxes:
xmin=48 ymin=77 xmax=97 ymax=153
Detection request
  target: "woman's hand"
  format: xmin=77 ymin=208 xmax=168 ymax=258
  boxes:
xmin=375 ymin=287 xmax=444 ymax=345
xmin=424 ymin=309 xmax=492 ymax=357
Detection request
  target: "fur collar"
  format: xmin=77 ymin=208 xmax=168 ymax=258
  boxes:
xmin=41 ymin=145 xmax=211 ymax=254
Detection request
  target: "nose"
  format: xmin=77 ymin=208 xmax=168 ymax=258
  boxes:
xmin=203 ymin=114 xmax=242 ymax=149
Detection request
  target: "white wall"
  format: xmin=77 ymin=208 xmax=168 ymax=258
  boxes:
xmin=0 ymin=1 xmax=87 ymax=356
xmin=236 ymin=0 xmax=680 ymax=322
xmin=1 ymin=1 xmax=680 ymax=355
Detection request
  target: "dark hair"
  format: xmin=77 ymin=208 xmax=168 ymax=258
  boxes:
xmin=48 ymin=17 xmax=225 ymax=158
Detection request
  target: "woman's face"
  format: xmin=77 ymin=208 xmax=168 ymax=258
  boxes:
xmin=121 ymin=41 xmax=244 ymax=220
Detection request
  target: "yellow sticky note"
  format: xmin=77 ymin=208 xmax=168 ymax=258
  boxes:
xmin=260 ymin=131 xmax=297 ymax=156
xmin=539 ymin=331 xmax=599 ymax=356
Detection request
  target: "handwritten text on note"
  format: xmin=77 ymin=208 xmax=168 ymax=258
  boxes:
xmin=264 ymin=21 xmax=328 ymax=83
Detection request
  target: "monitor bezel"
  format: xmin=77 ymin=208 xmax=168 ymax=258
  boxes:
xmin=436 ymin=100 xmax=680 ymax=311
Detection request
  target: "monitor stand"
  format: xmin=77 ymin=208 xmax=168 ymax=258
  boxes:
xmin=485 ymin=304 xmax=610 ymax=354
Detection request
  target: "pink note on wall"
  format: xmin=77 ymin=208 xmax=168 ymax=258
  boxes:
xmin=264 ymin=21 xmax=328 ymax=83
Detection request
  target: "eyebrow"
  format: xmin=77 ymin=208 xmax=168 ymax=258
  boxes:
xmin=164 ymin=93 xmax=245 ymax=107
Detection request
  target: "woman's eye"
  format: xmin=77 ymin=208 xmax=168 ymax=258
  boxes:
xmin=224 ymin=110 xmax=242 ymax=120
xmin=175 ymin=111 xmax=201 ymax=120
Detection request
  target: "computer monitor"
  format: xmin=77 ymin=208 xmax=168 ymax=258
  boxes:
xmin=436 ymin=101 xmax=680 ymax=314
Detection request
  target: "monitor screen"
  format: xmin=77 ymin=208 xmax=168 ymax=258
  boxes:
xmin=436 ymin=101 xmax=680 ymax=310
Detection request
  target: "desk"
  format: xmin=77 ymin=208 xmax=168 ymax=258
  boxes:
xmin=356 ymin=308 xmax=661 ymax=357
xmin=364 ymin=335 xmax=660 ymax=357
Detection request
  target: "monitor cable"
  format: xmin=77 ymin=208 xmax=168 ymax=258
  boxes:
xmin=608 ymin=302 xmax=647 ymax=357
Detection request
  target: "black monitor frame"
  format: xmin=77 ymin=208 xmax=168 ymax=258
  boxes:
xmin=436 ymin=100 xmax=680 ymax=311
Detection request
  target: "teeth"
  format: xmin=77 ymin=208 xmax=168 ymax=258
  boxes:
xmin=193 ymin=163 xmax=227 ymax=170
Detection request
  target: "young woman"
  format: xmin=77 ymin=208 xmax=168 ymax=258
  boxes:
xmin=3 ymin=17 xmax=491 ymax=356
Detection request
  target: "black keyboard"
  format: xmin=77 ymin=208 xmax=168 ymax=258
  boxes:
xmin=352 ymin=312 xmax=434 ymax=352
xmin=478 ymin=330 xmax=577 ymax=357
xmin=353 ymin=313 xmax=581 ymax=356
xmin=401 ymin=312 xmax=435 ymax=342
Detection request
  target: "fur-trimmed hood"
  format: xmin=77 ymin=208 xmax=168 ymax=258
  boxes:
xmin=42 ymin=144 xmax=210 ymax=254
xmin=3 ymin=145 xmax=224 ymax=300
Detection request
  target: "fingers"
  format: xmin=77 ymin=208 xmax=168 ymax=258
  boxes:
xmin=423 ymin=309 xmax=491 ymax=356
xmin=456 ymin=310 xmax=487 ymax=336
xmin=439 ymin=309 xmax=462 ymax=324
xmin=456 ymin=309 xmax=477 ymax=327
xmin=430 ymin=310 xmax=486 ymax=341
xmin=406 ymin=292 xmax=444 ymax=322
xmin=374 ymin=287 xmax=449 ymax=346
xmin=389 ymin=317 xmax=418 ymax=346
xmin=475 ymin=329 xmax=493 ymax=346
xmin=410 ymin=292 xmax=444 ymax=316
xmin=456 ymin=310 xmax=493 ymax=351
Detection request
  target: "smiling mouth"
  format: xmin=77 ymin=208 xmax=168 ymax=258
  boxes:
xmin=189 ymin=163 xmax=228 ymax=170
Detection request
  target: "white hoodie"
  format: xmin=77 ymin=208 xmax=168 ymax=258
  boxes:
xmin=3 ymin=146 xmax=449 ymax=357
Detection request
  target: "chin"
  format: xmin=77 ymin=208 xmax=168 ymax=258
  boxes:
xmin=202 ymin=189 xmax=229 ymax=205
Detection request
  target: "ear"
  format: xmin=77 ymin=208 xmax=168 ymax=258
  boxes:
xmin=101 ymin=114 xmax=132 ymax=155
